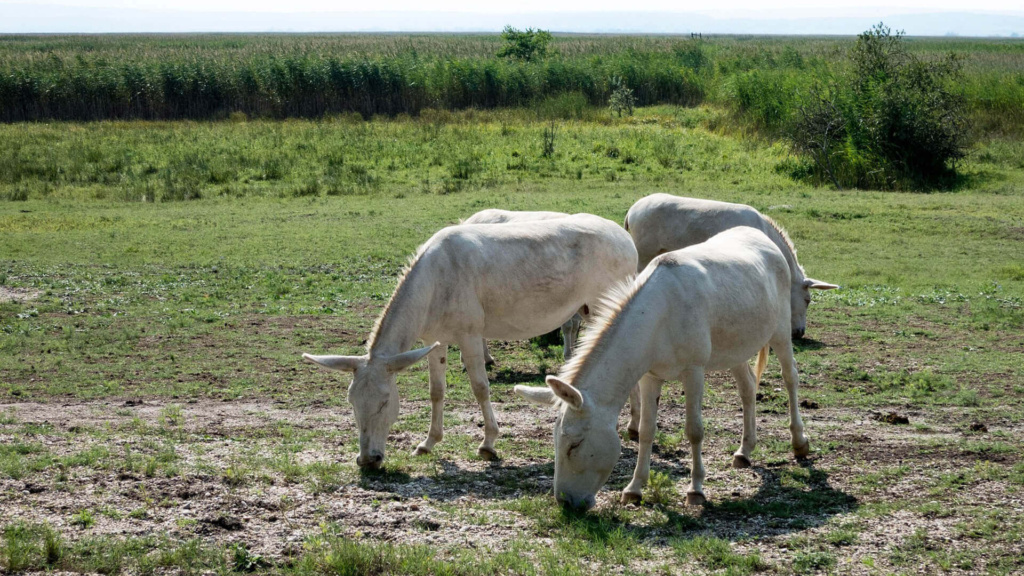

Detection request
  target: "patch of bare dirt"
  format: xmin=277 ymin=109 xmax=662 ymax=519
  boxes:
xmin=0 ymin=286 xmax=42 ymax=303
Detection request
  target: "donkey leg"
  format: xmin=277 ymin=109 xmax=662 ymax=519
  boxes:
xmin=626 ymin=384 xmax=641 ymax=442
xmin=773 ymin=337 xmax=810 ymax=458
xmin=414 ymin=343 xmax=449 ymax=456
xmin=460 ymin=336 xmax=500 ymax=461
xmin=560 ymin=321 xmax=574 ymax=361
xmin=683 ymin=366 xmax=707 ymax=505
xmin=729 ymin=363 xmax=758 ymax=468
xmin=560 ymin=312 xmax=583 ymax=361
xmin=622 ymin=373 xmax=663 ymax=504
xmin=482 ymin=338 xmax=496 ymax=367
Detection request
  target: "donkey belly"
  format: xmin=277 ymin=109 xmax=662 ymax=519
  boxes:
xmin=480 ymin=299 xmax=580 ymax=340
xmin=704 ymin=312 xmax=777 ymax=371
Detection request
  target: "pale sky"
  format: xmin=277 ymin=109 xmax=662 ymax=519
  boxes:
xmin=5 ymin=0 xmax=1024 ymax=34
xmin=17 ymin=0 xmax=1024 ymax=16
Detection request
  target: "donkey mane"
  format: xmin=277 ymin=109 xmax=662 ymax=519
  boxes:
xmin=761 ymin=214 xmax=802 ymax=271
xmin=366 ymin=250 xmax=426 ymax=351
xmin=558 ymin=277 xmax=640 ymax=384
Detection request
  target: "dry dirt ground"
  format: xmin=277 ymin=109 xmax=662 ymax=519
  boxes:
xmin=3 ymin=382 xmax=1023 ymax=575
xmin=0 ymin=287 xmax=42 ymax=304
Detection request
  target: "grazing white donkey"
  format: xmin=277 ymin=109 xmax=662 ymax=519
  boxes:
xmin=621 ymin=194 xmax=836 ymax=442
xmin=303 ymin=214 xmax=637 ymax=469
xmin=462 ymin=209 xmax=584 ymax=362
xmin=516 ymin=227 xmax=810 ymax=510
xmin=625 ymin=193 xmax=837 ymax=340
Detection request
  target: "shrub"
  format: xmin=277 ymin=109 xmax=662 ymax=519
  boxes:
xmin=792 ymin=23 xmax=969 ymax=189
xmin=541 ymin=122 xmax=557 ymax=158
xmin=608 ymin=76 xmax=636 ymax=117
xmin=449 ymin=155 xmax=481 ymax=180
xmin=847 ymin=24 xmax=968 ymax=186
xmin=791 ymin=83 xmax=848 ymax=189
xmin=496 ymin=26 xmax=553 ymax=62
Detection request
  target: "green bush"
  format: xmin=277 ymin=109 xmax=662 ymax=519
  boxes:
xmin=608 ymin=76 xmax=636 ymax=117
xmin=496 ymin=26 xmax=553 ymax=62
xmin=792 ymin=23 xmax=969 ymax=189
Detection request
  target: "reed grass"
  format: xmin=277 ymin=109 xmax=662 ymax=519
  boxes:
xmin=1 ymin=33 xmax=1020 ymax=136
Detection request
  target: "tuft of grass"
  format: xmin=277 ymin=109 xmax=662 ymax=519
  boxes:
xmin=0 ymin=442 xmax=51 ymax=480
xmin=69 ymin=510 xmax=95 ymax=529
xmin=230 ymin=543 xmax=267 ymax=573
xmin=159 ymin=404 xmax=184 ymax=427
xmin=1 ymin=523 xmax=64 ymax=572
xmin=643 ymin=471 xmax=678 ymax=506
xmin=673 ymin=535 xmax=770 ymax=574
xmin=793 ymin=550 xmax=838 ymax=573
xmin=825 ymin=525 xmax=860 ymax=547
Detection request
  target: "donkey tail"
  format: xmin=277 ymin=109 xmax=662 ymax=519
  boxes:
xmin=623 ymin=212 xmax=630 ymax=231
xmin=754 ymin=343 xmax=770 ymax=386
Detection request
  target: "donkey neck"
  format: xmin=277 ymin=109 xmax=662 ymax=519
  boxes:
xmin=759 ymin=217 xmax=804 ymax=282
xmin=367 ymin=263 xmax=433 ymax=358
xmin=571 ymin=287 xmax=664 ymax=414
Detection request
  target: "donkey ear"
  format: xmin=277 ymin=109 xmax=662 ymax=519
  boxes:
xmin=804 ymin=278 xmax=839 ymax=290
xmin=545 ymin=375 xmax=584 ymax=410
xmin=514 ymin=385 xmax=558 ymax=406
xmin=303 ymin=353 xmax=366 ymax=372
xmin=385 ymin=341 xmax=441 ymax=373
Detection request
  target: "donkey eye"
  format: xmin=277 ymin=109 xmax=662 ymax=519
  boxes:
xmin=566 ymin=439 xmax=584 ymax=458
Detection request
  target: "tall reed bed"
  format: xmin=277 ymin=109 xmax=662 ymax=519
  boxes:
xmin=0 ymin=45 xmax=708 ymax=121
xmin=0 ymin=33 xmax=1021 ymax=137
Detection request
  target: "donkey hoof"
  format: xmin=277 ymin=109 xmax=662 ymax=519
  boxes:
xmin=732 ymin=454 xmax=752 ymax=469
xmin=485 ymin=358 xmax=496 ymax=368
xmin=627 ymin=428 xmax=640 ymax=442
xmin=412 ymin=446 xmax=432 ymax=457
xmin=686 ymin=491 xmax=706 ymax=506
xmin=794 ymin=439 xmax=811 ymax=459
xmin=620 ymin=491 xmax=642 ymax=506
xmin=477 ymin=447 xmax=499 ymax=461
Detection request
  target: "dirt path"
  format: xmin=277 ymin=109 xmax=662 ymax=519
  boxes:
xmin=2 ymin=396 xmax=1022 ymax=574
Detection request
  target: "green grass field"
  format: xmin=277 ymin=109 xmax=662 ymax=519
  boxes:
xmin=2 ymin=33 xmax=1024 ymax=576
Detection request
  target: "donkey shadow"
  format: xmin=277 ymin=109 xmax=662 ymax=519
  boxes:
xmin=792 ymin=337 xmax=826 ymax=353
xmin=360 ymin=450 xmax=855 ymax=544
xmin=559 ymin=458 xmax=857 ymax=543
xmin=358 ymin=458 xmax=556 ymax=502
xmin=699 ymin=460 xmax=858 ymax=536
xmin=489 ymin=367 xmax=547 ymax=386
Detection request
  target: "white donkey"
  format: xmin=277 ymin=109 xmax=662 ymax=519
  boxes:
xmin=622 ymin=194 xmax=836 ymax=441
xmin=625 ymin=194 xmax=838 ymax=340
xmin=303 ymin=214 xmax=637 ymax=469
xmin=462 ymin=209 xmax=585 ymax=362
xmin=516 ymin=227 xmax=810 ymax=510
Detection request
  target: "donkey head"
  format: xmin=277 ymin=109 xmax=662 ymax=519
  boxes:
xmin=790 ymin=274 xmax=839 ymax=339
xmin=303 ymin=342 xmax=439 ymax=469
xmin=516 ymin=376 xmax=621 ymax=511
